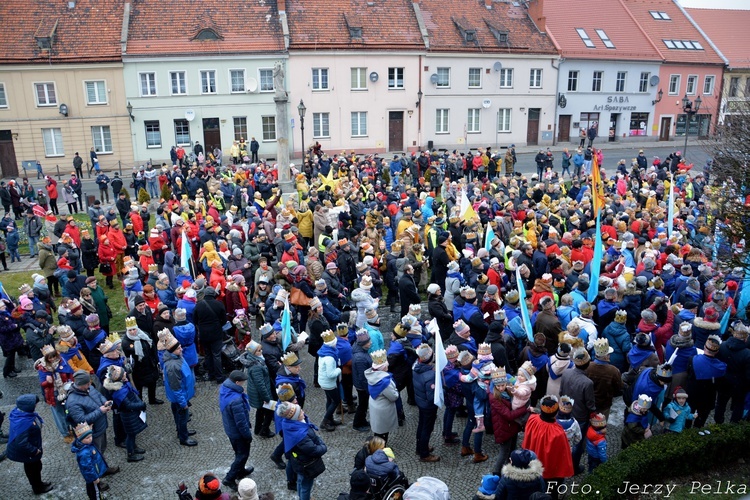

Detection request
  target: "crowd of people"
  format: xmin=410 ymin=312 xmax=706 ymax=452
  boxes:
xmin=0 ymin=140 xmax=748 ymax=500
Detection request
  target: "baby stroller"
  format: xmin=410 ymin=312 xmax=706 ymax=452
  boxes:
xmin=403 ymin=477 xmax=450 ymax=500
xmin=220 ymin=323 xmax=244 ymax=373
xmin=369 ymin=472 xmax=409 ymax=500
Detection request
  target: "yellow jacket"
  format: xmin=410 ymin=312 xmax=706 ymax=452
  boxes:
xmin=297 ymin=209 xmax=314 ymax=238
xmin=56 ymin=340 xmax=94 ymax=373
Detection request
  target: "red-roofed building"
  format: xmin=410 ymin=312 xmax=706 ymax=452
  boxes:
xmin=122 ymin=0 xmax=286 ymax=162
xmin=623 ymin=0 xmax=726 ymax=142
xmin=687 ymin=7 xmax=750 ymax=126
xmin=0 ymin=0 xmax=134 ymax=176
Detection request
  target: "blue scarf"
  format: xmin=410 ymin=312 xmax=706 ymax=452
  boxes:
xmin=628 ymin=345 xmax=654 ymax=370
xmin=112 ymin=380 xmax=141 ymax=407
xmin=336 ymin=338 xmax=353 ymax=365
xmin=447 ymin=271 xmax=467 ymax=286
xmin=8 ymin=408 xmax=43 ymax=445
xmin=387 ymin=339 xmax=407 ymax=359
xmin=282 ymin=417 xmax=316 ymax=454
xmin=317 ymin=344 xmax=340 ymax=365
xmin=368 ymin=372 xmax=393 ymax=399
xmin=528 ymin=351 xmax=549 ymax=372
xmin=692 ymin=355 xmax=727 ymax=380
xmin=276 ymin=373 xmax=307 ymax=400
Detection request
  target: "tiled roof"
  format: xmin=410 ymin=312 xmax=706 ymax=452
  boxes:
xmin=543 ymin=0 xmax=661 ymax=61
xmin=285 ymin=0 xmax=424 ymax=49
xmin=623 ymin=0 xmax=724 ymax=65
xmin=126 ymin=0 xmax=284 ymax=56
xmin=418 ymin=0 xmax=556 ymax=54
xmin=0 ymin=0 xmax=123 ymax=64
xmin=686 ymin=8 xmax=748 ymax=69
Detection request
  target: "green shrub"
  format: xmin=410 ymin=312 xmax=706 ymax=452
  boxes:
xmin=583 ymin=423 xmax=750 ymax=499
xmin=137 ymin=188 xmax=150 ymax=204
xmin=120 ymin=187 xmax=130 ymax=200
xmin=160 ymin=182 xmax=171 ymax=201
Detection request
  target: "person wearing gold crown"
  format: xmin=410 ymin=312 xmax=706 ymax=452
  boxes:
xmin=71 ymin=421 xmax=109 ymax=499
xmin=34 ymin=344 xmax=75 ymax=440
xmin=103 ymin=365 xmax=147 ymax=463
xmin=158 ymin=329 xmax=196 ymax=446
xmin=365 ymin=349 xmax=399 ymax=444
xmin=122 ymin=316 xmax=162 ymax=405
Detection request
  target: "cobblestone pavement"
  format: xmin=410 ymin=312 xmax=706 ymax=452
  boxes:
xmin=0 ymin=305 xmax=626 ymax=499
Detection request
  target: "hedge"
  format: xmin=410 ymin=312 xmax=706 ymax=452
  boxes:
xmin=582 ymin=422 xmax=750 ymax=499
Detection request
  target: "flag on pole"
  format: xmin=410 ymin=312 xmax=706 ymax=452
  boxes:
xmin=459 ymin=188 xmax=478 ymax=222
xmin=515 ymin=267 xmax=534 ymax=342
xmin=429 ymin=319 xmax=447 ymax=408
xmin=590 ymin=149 xmax=605 ymax=217
xmin=719 ymin=307 xmax=732 ymax=336
xmin=484 ymin=223 xmax=496 ymax=252
xmin=667 ymin=174 xmax=676 ymax=237
xmin=180 ymin=228 xmax=192 ymax=271
xmin=588 ymin=213 xmax=603 ymax=303
xmin=281 ymin=298 xmax=292 ymax=352
xmin=738 ymin=277 xmax=750 ymax=321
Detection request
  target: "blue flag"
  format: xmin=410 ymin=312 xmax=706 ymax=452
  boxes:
xmin=667 ymin=174 xmax=675 ymax=237
xmin=515 ymin=267 xmax=534 ymax=342
xmin=281 ymin=299 xmax=292 ymax=351
xmin=719 ymin=307 xmax=732 ymax=336
xmin=485 ymin=223 xmax=495 ymax=252
xmin=738 ymin=277 xmax=750 ymax=321
xmin=180 ymin=228 xmax=192 ymax=272
xmin=588 ymin=213 xmax=603 ymax=303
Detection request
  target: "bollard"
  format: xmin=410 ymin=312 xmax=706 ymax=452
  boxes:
xmin=118 ymin=160 xmax=123 ymax=177
xmin=56 ymin=165 xmax=61 ymax=180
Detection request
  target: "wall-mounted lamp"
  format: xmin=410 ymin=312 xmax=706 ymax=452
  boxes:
xmin=652 ymin=89 xmax=663 ymax=106
xmin=557 ymin=93 xmax=567 ymax=109
xmin=127 ymin=101 xmax=134 ymax=121
xmin=408 ymin=110 xmax=414 ymax=117
xmin=11 ymin=132 xmax=18 ymax=140
xmin=416 ymin=90 xmax=423 ymax=108
xmin=59 ymin=103 xmax=69 ymax=117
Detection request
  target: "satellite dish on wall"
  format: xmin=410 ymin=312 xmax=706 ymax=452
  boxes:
xmin=185 ymin=109 xmax=195 ymax=121
xmin=247 ymin=77 xmax=258 ymax=93
xmin=482 ymin=99 xmax=492 ymax=108
xmin=430 ymin=73 xmax=439 ymax=84
xmin=650 ymin=75 xmax=660 ymax=87
xmin=493 ymin=61 xmax=503 ymax=72
xmin=369 ymin=72 xmax=379 ymax=82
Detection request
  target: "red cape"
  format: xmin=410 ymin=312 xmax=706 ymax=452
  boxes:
xmin=522 ymin=414 xmax=574 ymax=479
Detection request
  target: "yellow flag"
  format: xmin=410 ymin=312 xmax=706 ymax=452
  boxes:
xmin=460 ymin=189 xmax=478 ymax=221
xmin=591 ymin=150 xmax=605 ymax=217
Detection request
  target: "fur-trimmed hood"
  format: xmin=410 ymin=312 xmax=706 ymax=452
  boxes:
xmin=500 ymin=459 xmax=544 ymax=482
xmin=103 ymin=377 xmax=123 ymax=392
xmin=475 ymin=491 xmax=496 ymax=500
xmin=693 ymin=317 xmax=721 ymax=331
xmin=226 ymin=281 xmax=241 ymax=293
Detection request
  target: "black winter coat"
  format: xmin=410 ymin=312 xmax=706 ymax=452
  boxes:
xmin=428 ymin=294 xmax=453 ymax=341
xmin=351 ymin=343 xmax=372 ymax=391
xmin=81 ymin=238 xmax=99 ymax=271
xmin=194 ymin=294 xmax=226 ymax=343
xmin=122 ymin=335 xmax=160 ymax=386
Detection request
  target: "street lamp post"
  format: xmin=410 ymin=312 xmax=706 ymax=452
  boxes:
xmin=681 ymin=94 xmax=702 ymax=159
xmin=297 ymin=100 xmax=306 ymax=161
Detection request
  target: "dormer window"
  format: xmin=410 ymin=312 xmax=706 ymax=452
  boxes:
xmin=35 ymin=19 xmax=59 ymax=51
xmin=194 ymin=28 xmax=221 ymax=40
xmin=349 ymin=27 xmax=362 ymax=38
xmin=453 ymin=17 xmax=478 ymax=45
xmin=576 ymin=28 xmax=595 ymax=48
xmin=344 ymin=14 xmax=363 ymax=40
xmin=464 ymin=30 xmax=476 ymax=43
xmin=485 ymin=20 xmax=509 ymax=45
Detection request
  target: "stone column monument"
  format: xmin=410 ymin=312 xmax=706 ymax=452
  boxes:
xmin=273 ymin=61 xmax=294 ymax=195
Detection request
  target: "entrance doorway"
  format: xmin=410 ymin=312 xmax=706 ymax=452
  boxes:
xmin=558 ymin=115 xmax=571 ymax=142
xmin=609 ymin=113 xmax=619 ymax=142
xmin=527 ymin=108 xmax=540 ymax=146
xmin=659 ymin=117 xmax=671 ymax=141
xmin=0 ymin=130 xmax=18 ymax=178
xmin=388 ymin=111 xmax=404 ymax=152
xmin=202 ymin=118 xmax=221 ymax=151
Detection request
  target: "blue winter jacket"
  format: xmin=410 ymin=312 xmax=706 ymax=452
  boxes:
xmin=163 ymin=351 xmax=195 ymax=407
xmin=602 ymin=322 xmax=631 ymax=372
xmin=219 ymin=379 xmax=253 ymax=441
xmin=66 ymin=386 xmax=108 ymax=438
xmin=412 ymin=361 xmax=436 ymax=410
xmin=172 ymin=321 xmax=198 ymax=367
xmin=352 ymin=343 xmax=372 ymax=391
xmin=71 ymin=440 xmax=108 ymax=483
xmin=365 ymin=449 xmax=401 ymax=481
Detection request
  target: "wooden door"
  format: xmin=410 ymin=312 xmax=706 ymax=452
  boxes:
xmin=0 ymin=130 xmax=18 ymax=178
xmin=202 ymin=118 xmax=221 ymax=151
xmin=388 ymin=111 xmax=404 ymax=152
xmin=558 ymin=115 xmax=571 ymax=142
xmin=659 ymin=117 xmax=671 ymax=141
xmin=527 ymin=108 xmax=540 ymax=146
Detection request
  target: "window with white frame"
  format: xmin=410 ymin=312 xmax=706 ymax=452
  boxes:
xmin=200 ymin=70 xmax=216 ymax=94
xmin=595 ymin=29 xmax=615 ymax=48
xmin=85 ymin=81 xmax=107 ymax=105
xmin=42 ymin=128 xmax=64 ymax=156
xmin=575 ymin=28 xmax=595 ymax=48
xmin=529 ymin=69 xmax=542 ymax=89
xmin=230 ymin=70 xmax=246 ymax=93
xmin=351 ymin=112 xmax=367 ymax=137
xmin=388 ymin=67 xmax=404 ymax=89
xmin=650 ymin=11 xmax=671 ymax=20
xmin=233 ymin=117 xmax=247 ymax=141
xmin=669 ymin=75 xmax=680 ymax=95
xmin=351 ymin=68 xmax=367 ymax=91
xmin=729 ymin=77 xmax=739 ymax=97
xmin=259 ymin=69 xmax=274 ymax=92
xmin=639 ymin=72 xmax=650 ymax=93
xmin=499 ymin=68 xmax=513 ymax=88
xmin=312 ymin=68 xmax=329 ymax=91
xmin=91 ymin=126 xmax=112 ymax=153
xmin=468 ymin=68 xmax=482 ymax=88
xmin=174 ymin=119 xmax=191 ymax=146
xmin=0 ymin=83 xmax=6 ymax=107
xmin=686 ymin=75 xmax=697 ymax=95
xmin=139 ymin=73 xmax=156 ymax=97
xmin=616 ymin=71 xmax=626 ymax=93
xmin=435 ymin=109 xmax=449 ymax=134
xmin=703 ymin=75 xmax=715 ymax=95
xmin=498 ymin=108 xmax=511 ymax=133
xmin=35 ymin=83 xmax=57 ymax=105
xmin=467 ymin=109 xmax=480 ymax=133
xmin=313 ymin=112 xmax=330 ymax=138
xmin=262 ymin=116 xmax=276 ymax=141
xmin=592 ymin=71 xmax=603 ymax=92
xmin=567 ymin=71 xmax=579 ymax=92
xmin=144 ymin=120 xmax=161 ymax=148
xmin=170 ymin=71 xmax=187 ymax=95
xmin=436 ymin=67 xmax=450 ymax=88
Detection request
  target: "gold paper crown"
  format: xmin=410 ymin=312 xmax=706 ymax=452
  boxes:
xmin=281 ymin=351 xmax=300 ymax=366
xmin=321 ymin=329 xmax=336 ymax=343
xmin=336 ymin=323 xmax=348 ymax=335
xmin=106 ymin=332 xmax=122 ymax=345
xmin=636 ymin=394 xmax=653 ymax=410
xmin=477 ymin=343 xmax=492 ymax=357
xmin=276 ymin=383 xmax=296 ymax=402
xmin=125 ymin=317 xmax=138 ymax=329
xmin=371 ymin=349 xmax=387 ymax=365
xmin=491 ymin=366 xmax=507 ymax=381
xmin=41 ymin=344 xmax=56 ymax=357
xmin=148 ymin=264 xmax=159 ymax=273
xmin=74 ymin=422 xmax=93 ymax=438
xmin=98 ymin=338 xmax=118 ymax=355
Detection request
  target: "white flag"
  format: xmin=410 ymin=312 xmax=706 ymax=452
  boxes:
xmin=430 ymin=319 xmax=448 ymax=408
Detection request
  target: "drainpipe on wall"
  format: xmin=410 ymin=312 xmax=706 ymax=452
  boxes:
xmin=418 ymin=54 xmax=422 ymax=149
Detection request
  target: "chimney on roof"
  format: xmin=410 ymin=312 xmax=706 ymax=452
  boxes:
xmin=68 ymin=1 xmax=75 ymax=8
xmin=527 ymin=0 xmax=546 ymax=34
xmin=485 ymin=0 xmax=492 ymax=9
xmin=277 ymin=0 xmax=286 ymax=13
